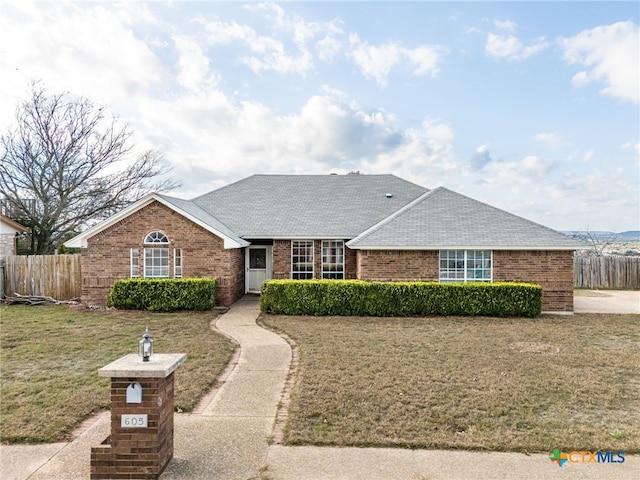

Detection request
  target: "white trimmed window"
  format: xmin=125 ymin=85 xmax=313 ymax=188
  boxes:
xmin=130 ymin=232 xmax=182 ymax=279
xmin=130 ymin=248 xmax=140 ymax=278
xmin=322 ymin=240 xmax=344 ymax=279
xmin=292 ymin=240 xmax=314 ymax=279
xmin=174 ymin=248 xmax=183 ymax=278
xmin=439 ymin=250 xmax=492 ymax=282
xmin=144 ymin=248 xmax=169 ymax=278
xmin=143 ymin=231 xmax=169 ymax=278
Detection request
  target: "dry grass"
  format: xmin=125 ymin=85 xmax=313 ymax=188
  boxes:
xmin=262 ymin=313 xmax=640 ymax=453
xmin=0 ymin=305 xmax=235 ymax=444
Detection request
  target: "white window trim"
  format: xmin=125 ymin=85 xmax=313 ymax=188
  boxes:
xmin=291 ymin=240 xmax=314 ymax=279
xmin=174 ymin=248 xmax=183 ymax=278
xmin=439 ymin=250 xmax=493 ymax=282
xmin=130 ymin=248 xmax=139 ymax=278
xmin=321 ymin=240 xmax=345 ymax=280
xmin=143 ymin=247 xmax=169 ymax=278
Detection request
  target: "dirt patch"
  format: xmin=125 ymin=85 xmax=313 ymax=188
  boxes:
xmin=508 ymin=342 xmax=561 ymax=354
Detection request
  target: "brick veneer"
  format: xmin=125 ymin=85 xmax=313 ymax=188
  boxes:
xmin=90 ymin=374 xmax=175 ymax=479
xmin=493 ymin=250 xmax=574 ymax=312
xmin=356 ymin=249 xmax=575 ymax=312
xmin=357 ymin=250 xmax=439 ymax=281
xmin=272 ymin=239 xmax=357 ymax=279
xmin=80 ymin=201 xmax=244 ymax=307
xmin=0 ymin=233 xmax=17 ymax=256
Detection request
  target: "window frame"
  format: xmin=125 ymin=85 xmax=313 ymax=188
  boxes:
xmin=144 ymin=247 xmax=169 ymax=278
xmin=321 ymin=240 xmax=344 ymax=280
xmin=174 ymin=248 xmax=183 ymax=278
xmin=291 ymin=240 xmax=314 ymax=279
xmin=130 ymin=248 xmax=140 ymax=278
xmin=439 ymin=250 xmax=492 ymax=283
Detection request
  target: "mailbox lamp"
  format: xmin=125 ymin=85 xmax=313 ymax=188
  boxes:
xmin=139 ymin=326 xmax=153 ymax=362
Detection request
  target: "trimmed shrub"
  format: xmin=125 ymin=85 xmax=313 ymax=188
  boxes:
xmin=108 ymin=278 xmax=217 ymax=311
xmin=260 ymin=280 xmax=542 ymax=317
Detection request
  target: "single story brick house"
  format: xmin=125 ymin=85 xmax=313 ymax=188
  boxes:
xmin=65 ymin=174 xmax=582 ymax=312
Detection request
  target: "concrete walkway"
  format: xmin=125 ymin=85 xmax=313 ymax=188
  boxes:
xmin=160 ymin=295 xmax=290 ymax=479
xmin=574 ymin=289 xmax=640 ymax=314
xmin=2 ymin=294 xmax=639 ymax=479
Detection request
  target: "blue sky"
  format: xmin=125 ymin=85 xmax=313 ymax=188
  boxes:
xmin=1 ymin=1 xmax=638 ymax=231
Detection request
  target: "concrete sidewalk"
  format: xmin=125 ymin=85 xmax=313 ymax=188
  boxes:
xmin=2 ymin=294 xmax=638 ymax=479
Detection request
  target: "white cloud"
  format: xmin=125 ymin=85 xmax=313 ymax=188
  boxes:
xmin=173 ymin=35 xmax=218 ymax=92
xmin=621 ymin=141 xmax=640 ymax=167
xmin=202 ymin=19 xmax=313 ymax=75
xmin=485 ymin=33 xmax=549 ymax=61
xmin=202 ymin=9 xmax=344 ymax=76
xmin=470 ymin=144 xmax=493 ymax=170
xmin=360 ymin=119 xmax=458 ymax=187
xmin=348 ymin=34 xmax=445 ymax=86
xmin=560 ymin=21 xmax=639 ymax=104
xmin=494 ymin=19 xmax=517 ymax=33
xmin=582 ymin=148 xmax=595 ymax=163
xmin=479 ymin=155 xmax=556 ymax=192
xmin=534 ymin=132 xmax=568 ymax=149
xmin=0 ymin=1 xmax=168 ymax=127
xmin=316 ymin=34 xmax=343 ymax=61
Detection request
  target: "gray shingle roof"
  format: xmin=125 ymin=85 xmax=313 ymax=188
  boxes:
xmin=155 ymin=194 xmax=249 ymax=247
xmin=191 ymin=174 xmax=428 ymax=238
xmin=347 ymin=187 xmax=582 ymax=249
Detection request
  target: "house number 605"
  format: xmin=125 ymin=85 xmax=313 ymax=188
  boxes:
xmin=121 ymin=414 xmax=148 ymax=428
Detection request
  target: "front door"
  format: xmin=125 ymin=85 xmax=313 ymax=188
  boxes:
xmin=246 ymin=246 xmax=272 ymax=293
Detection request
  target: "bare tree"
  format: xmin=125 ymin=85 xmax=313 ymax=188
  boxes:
xmin=0 ymin=83 xmax=179 ymax=254
xmin=572 ymin=227 xmax=619 ymax=257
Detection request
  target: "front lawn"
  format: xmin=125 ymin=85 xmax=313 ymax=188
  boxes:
xmin=0 ymin=305 xmax=235 ymax=444
xmin=262 ymin=313 xmax=640 ymax=453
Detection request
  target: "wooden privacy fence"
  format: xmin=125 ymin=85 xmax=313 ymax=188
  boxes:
xmin=574 ymin=256 xmax=640 ymax=289
xmin=1 ymin=255 xmax=81 ymax=300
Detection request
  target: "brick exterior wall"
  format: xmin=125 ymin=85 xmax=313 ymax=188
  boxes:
xmin=357 ymin=250 xmax=439 ymax=281
xmin=271 ymin=239 xmax=357 ymax=280
xmin=80 ymin=201 xmax=244 ymax=307
xmin=0 ymin=233 xmax=17 ymax=256
xmin=272 ymin=240 xmax=290 ymax=279
xmin=90 ymin=374 xmax=175 ymax=479
xmin=356 ymin=249 xmax=574 ymax=312
xmin=493 ymin=250 xmax=574 ymax=312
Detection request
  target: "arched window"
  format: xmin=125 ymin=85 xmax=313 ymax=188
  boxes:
xmin=130 ymin=231 xmax=182 ymax=279
xmin=144 ymin=231 xmax=169 ymax=244
xmin=143 ymin=231 xmax=169 ymax=277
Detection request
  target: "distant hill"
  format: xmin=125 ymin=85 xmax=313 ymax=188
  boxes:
xmin=563 ymin=231 xmax=640 ymax=242
xmin=618 ymin=231 xmax=640 ymax=241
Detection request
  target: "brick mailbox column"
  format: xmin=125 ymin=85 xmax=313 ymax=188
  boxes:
xmin=91 ymin=353 xmax=186 ymax=480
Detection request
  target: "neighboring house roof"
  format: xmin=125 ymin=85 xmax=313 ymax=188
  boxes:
xmin=191 ymin=174 xmax=427 ymax=238
xmin=0 ymin=214 xmax=29 ymax=234
xmin=347 ymin=187 xmax=582 ymax=250
xmin=64 ymin=193 xmax=248 ymax=249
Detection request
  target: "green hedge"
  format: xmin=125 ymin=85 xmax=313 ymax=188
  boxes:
xmin=260 ymin=280 xmax=542 ymax=317
xmin=108 ymin=278 xmax=217 ymax=311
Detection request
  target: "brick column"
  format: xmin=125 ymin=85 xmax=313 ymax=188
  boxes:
xmin=91 ymin=354 xmax=186 ymax=480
